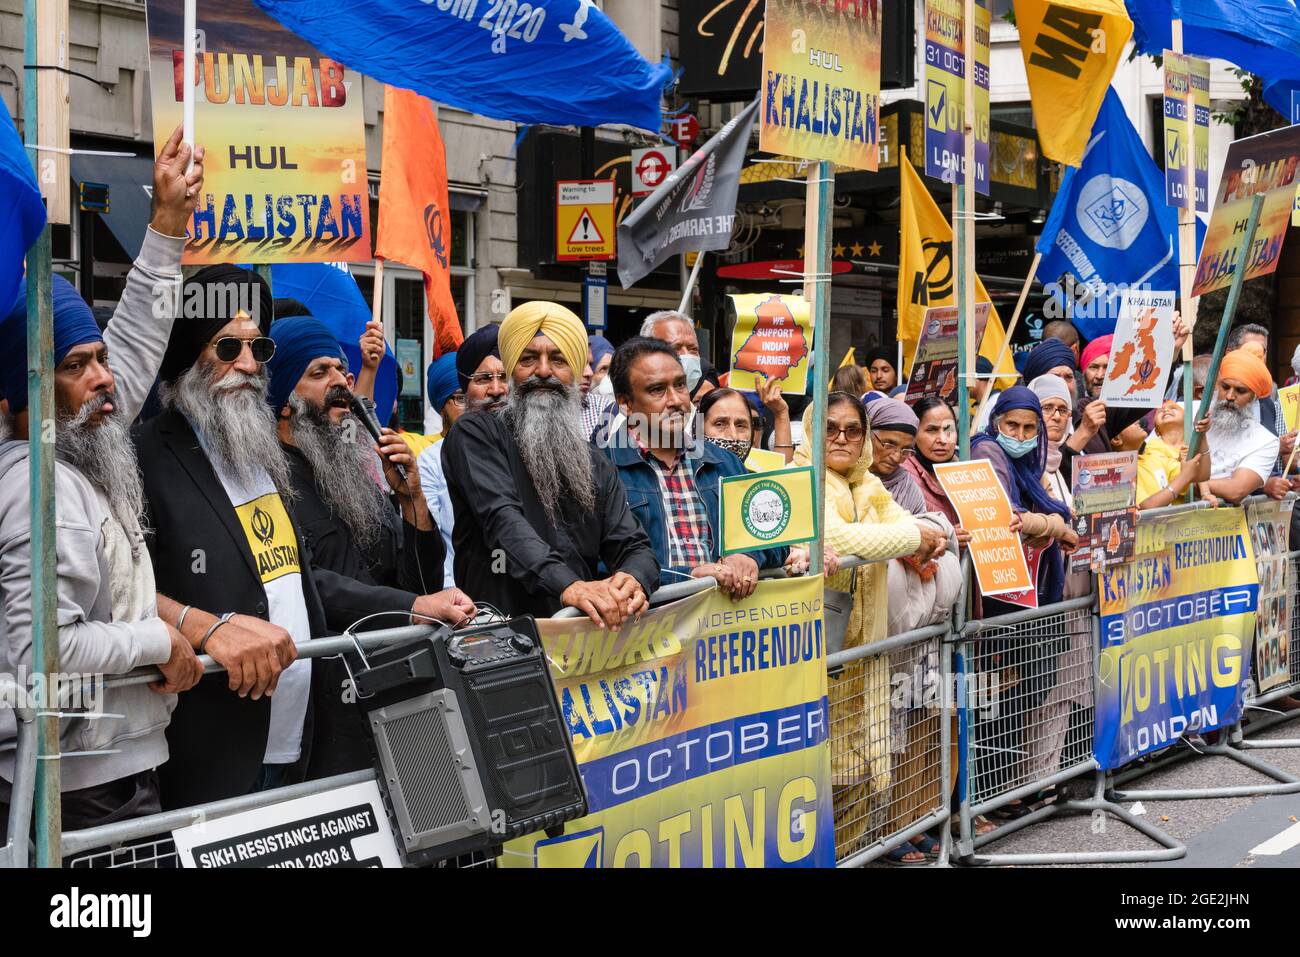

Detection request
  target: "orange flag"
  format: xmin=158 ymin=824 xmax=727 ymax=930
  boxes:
xmin=376 ymin=86 xmax=463 ymax=356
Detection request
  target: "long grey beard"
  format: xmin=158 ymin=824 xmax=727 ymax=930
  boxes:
xmin=287 ymin=392 xmax=391 ymax=552
xmin=163 ymin=360 xmax=294 ymax=496
xmin=56 ymin=394 xmax=146 ymax=533
xmin=1211 ymin=399 xmax=1251 ymax=434
xmin=507 ymin=376 xmax=595 ymax=524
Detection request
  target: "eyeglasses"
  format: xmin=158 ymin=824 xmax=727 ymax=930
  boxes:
xmin=448 ymin=392 xmax=467 ymax=407
xmin=872 ymin=435 xmax=914 ymax=458
xmin=827 ymin=424 xmax=866 ymax=442
xmin=468 ymin=371 xmax=508 ymax=386
xmin=212 ymin=336 xmax=276 ymax=363
xmin=1041 ymin=404 xmax=1071 ymax=421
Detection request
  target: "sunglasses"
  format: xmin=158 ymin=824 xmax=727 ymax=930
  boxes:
xmin=212 ymin=336 xmax=276 ymax=363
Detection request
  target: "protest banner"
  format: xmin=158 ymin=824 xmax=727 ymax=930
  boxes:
xmin=1246 ymin=499 xmax=1294 ymax=693
xmin=1095 ymin=507 xmax=1259 ymax=769
xmin=1162 ymin=51 xmax=1210 ymax=214
xmin=145 ymin=0 xmax=372 ymax=265
xmin=1280 ymin=383 xmax=1300 ymax=432
xmin=1192 ymin=124 xmax=1300 ymax=297
xmin=1098 ymin=290 xmax=1177 ymax=409
xmin=759 ymin=0 xmax=882 ymax=171
xmin=904 ymin=302 xmax=990 ymax=405
xmin=728 ymin=293 xmax=813 ymax=394
xmin=500 ymin=576 xmax=834 ymax=868
xmin=934 ymin=459 xmax=1033 ymax=598
xmin=923 ymin=0 xmax=989 ymax=193
xmin=1070 ymin=451 xmax=1138 ymax=572
xmin=719 ymin=466 xmax=818 ymax=556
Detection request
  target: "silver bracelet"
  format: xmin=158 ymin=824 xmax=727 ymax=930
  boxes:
xmin=175 ymin=605 xmax=193 ymax=634
xmin=198 ymin=612 xmax=236 ymax=656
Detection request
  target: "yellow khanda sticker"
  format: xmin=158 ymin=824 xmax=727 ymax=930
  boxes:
xmin=235 ymin=492 xmax=302 ymax=584
xmin=719 ymin=466 xmax=818 ymax=555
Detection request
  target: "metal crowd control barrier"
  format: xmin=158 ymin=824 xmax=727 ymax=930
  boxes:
xmin=0 ymin=685 xmax=35 ymax=869
xmin=1232 ymin=546 xmax=1300 ymax=748
xmin=952 ymin=591 xmax=1184 ymax=865
xmin=1109 ymin=498 xmax=1300 ymax=803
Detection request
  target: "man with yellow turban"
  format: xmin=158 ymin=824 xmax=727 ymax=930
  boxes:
xmin=1202 ymin=348 xmax=1282 ymax=504
xmin=441 ymin=302 xmax=659 ymax=625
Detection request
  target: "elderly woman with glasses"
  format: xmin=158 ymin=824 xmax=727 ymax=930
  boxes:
xmin=794 ymin=392 xmax=938 ymax=860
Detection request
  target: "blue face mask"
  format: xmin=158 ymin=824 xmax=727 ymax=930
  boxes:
xmin=996 ymin=432 xmax=1037 ymax=459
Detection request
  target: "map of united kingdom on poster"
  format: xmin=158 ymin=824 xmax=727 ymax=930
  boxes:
xmin=1099 ymin=290 xmax=1176 ymax=410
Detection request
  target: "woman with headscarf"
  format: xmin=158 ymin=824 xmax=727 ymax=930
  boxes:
xmin=902 ymin=397 xmax=963 ymax=533
xmin=1027 ymin=373 xmax=1074 ymax=507
xmin=862 ymin=346 xmax=899 ymax=394
xmin=865 ymin=398 xmax=962 ymax=860
xmin=794 ymin=393 xmax=938 ymax=861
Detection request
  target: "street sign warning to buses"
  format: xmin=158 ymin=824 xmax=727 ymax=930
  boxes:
xmin=556 ymin=179 xmax=616 ymax=262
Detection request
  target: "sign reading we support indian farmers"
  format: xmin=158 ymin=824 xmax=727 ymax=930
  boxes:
xmin=1095 ymin=508 xmax=1259 ymax=770
xmin=933 ymin=459 xmax=1033 ymax=598
xmin=145 ymin=0 xmax=371 ymax=264
xmin=728 ymin=293 xmax=813 ymax=394
xmin=500 ymin=576 xmax=834 ymax=868
xmin=1192 ymin=125 xmax=1300 ymax=297
xmin=760 ymin=0 xmax=882 ymax=171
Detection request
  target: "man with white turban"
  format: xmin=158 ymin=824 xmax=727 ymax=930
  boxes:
xmin=441 ymin=302 xmax=659 ymax=625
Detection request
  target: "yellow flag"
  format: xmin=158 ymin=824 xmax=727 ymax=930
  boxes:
xmin=1013 ymin=0 xmax=1132 ymax=167
xmin=897 ymin=154 xmax=1017 ymax=389
xmin=719 ymin=466 xmax=818 ymax=555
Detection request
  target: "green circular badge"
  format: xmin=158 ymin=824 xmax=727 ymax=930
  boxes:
xmin=741 ymin=479 xmax=792 ymax=542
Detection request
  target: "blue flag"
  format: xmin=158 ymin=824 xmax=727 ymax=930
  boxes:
xmin=1035 ymin=88 xmax=1202 ymax=340
xmin=254 ymin=0 xmax=672 ymax=132
xmin=269 ymin=262 xmax=400 ymax=423
xmin=1128 ymin=0 xmax=1300 ymax=118
xmin=0 ymin=99 xmax=46 ymax=318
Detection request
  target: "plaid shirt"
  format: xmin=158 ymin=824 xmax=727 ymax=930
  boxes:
xmin=635 ymin=436 xmax=714 ymax=569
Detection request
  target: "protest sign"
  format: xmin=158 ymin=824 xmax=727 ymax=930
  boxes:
xmin=1280 ymin=383 xmax=1300 ymax=432
xmin=1246 ymin=499 xmax=1294 ymax=693
xmin=924 ymin=0 xmax=990 ymax=193
xmin=1192 ymin=124 xmax=1300 ymax=297
xmin=500 ymin=576 xmax=834 ymax=868
xmin=1162 ymin=51 xmax=1210 ymax=213
xmin=1095 ymin=508 xmax=1259 ymax=769
xmin=934 ymin=460 xmax=1033 ymax=598
xmin=728 ymin=294 xmax=813 ymax=394
xmin=719 ymin=466 xmax=818 ymax=556
xmin=904 ymin=302 xmax=990 ymax=405
xmin=746 ymin=448 xmax=790 ymax=473
xmin=145 ymin=0 xmax=371 ymax=265
xmin=759 ymin=0 xmax=882 ymax=171
xmin=1098 ymin=290 xmax=1177 ymax=410
xmin=1070 ymin=451 xmax=1138 ymax=572
xmin=171 ymin=780 xmax=400 ymax=868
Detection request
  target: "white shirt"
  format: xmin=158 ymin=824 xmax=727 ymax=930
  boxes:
xmin=195 ymin=431 xmax=313 ymax=766
xmin=1207 ymin=416 xmax=1280 ymax=485
xmin=417 ymin=438 xmax=456 ymax=588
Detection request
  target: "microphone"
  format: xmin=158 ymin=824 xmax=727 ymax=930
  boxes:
xmin=350 ymin=394 xmax=407 ymax=483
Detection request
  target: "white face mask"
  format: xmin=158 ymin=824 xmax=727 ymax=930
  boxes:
xmin=596 ymin=374 xmax=614 ymax=396
xmin=679 ymin=353 xmax=703 ymax=392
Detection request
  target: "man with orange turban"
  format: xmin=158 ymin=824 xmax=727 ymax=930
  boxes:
xmin=441 ymin=302 xmax=659 ymax=625
xmin=1203 ymin=348 xmax=1281 ymax=504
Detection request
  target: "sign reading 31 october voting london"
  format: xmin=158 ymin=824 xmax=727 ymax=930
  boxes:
xmin=923 ymin=0 xmax=990 ymax=194
xmin=759 ymin=0 xmax=882 ymax=171
xmin=145 ymin=0 xmax=371 ymax=264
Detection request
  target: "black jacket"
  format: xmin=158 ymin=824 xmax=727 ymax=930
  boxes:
xmin=442 ymin=409 xmax=660 ymax=617
xmin=280 ymin=442 xmax=443 ymax=779
xmin=132 ymin=408 xmax=408 ymax=809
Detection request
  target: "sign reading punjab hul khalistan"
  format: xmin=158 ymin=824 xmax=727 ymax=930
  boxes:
xmin=145 ymin=0 xmax=372 ymax=264
xmin=759 ymin=0 xmax=882 ymax=172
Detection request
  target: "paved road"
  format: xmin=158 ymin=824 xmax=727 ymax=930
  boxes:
xmin=973 ymin=713 xmax=1300 ymax=867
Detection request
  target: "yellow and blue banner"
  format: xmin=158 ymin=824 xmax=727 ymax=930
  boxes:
xmin=501 ymin=577 xmax=834 ymax=867
xmin=1095 ymin=508 xmax=1259 ymax=770
xmin=719 ymin=466 xmax=818 ymax=556
xmin=923 ymin=0 xmax=989 ymax=193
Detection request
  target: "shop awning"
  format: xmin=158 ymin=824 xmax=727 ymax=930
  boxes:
xmin=69 ymin=151 xmax=154 ymax=260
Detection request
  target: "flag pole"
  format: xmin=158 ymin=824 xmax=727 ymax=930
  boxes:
xmin=372 ymin=257 xmax=385 ymax=326
xmin=183 ymin=0 xmax=196 ymax=173
xmin=973 ymin=251 xmax=1040 ymax=430
xmin=1172 ymin=22 xmax=1201 ymax=474
xmin=805 ymin=160 xmax=834 ymax=577
xmin=679 ymin=251 xmax=706 ymax=315
xmin=1186 ymin=193 xmax=1265 ymax=462
xmin=956 ymin=0 xmax=977 ymax=460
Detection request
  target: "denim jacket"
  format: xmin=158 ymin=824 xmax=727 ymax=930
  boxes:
xmin=601 ymin=428 xmax=788 ymax=577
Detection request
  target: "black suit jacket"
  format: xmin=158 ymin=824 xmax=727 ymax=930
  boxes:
xmin=133 ymin=408 xmax=408 ymax=809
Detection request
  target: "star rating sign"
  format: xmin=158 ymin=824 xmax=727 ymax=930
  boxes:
xmin=832 ymin=242 xmax=846 ymax=258
xmin=850 ymin=242 xmax=865 ymax=258
xmin=868 ymin=240 xmax=882 ymax=257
